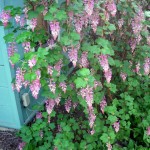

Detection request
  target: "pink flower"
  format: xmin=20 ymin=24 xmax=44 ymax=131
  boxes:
xmin=48 ymin=79 xmax=56 ymax=94
xmin=94 ymin=81 xmax=102 ymax=89
xmin=147 ymin=127 xmax=150 ymax=136
xmin=47 ymin=39 xmax=55 ymax=49
xmin=118 ymin=19 xmax=124 ymax=29
xmin=15 ymin=15 xmax=20 ymax=23
xmin=36 ymin=112 xmax=42 ymax=119
xmin=22 ymin=42 xmax=31 ymax=53
xmin=106 ymin=0 xmax=117 ymax=17
xmin=144 ymin=58 xmax=150 ymax=75
xmin=65 ymin=99 xmax=72 ymax=113
xmin=20 ymin=17 xmax=25 ymax=27
xmin=80 ymin=86 xmax=93 ymax=109
xmin=90 ymin=11 xmax=99 ymax=33
xmin=73 ymin=102 xmax=78 ymax=109
xmin=30 ymin=79 xmax=41 ymax=99
xmin=90 ymin=129 xmax=95 ymax=135
xmin=74 ymin=17 xmax=83 ymax=34
xmin=46 ymin=99 xmax=56 ymax=114
xmin=28 ymin=57 xmax=36 ymax=68
xmin=100 ymin=96 xmax=107 ymax=114
xmin=104 ymin=69 xmax=112 ymax=83
xmin=106 ymin=143 xmax=112 ymax=150
xmin=120 ymin=72 xmax=127 ymax=82
xmin=18 ymin=142 xmax=26 ymax=150
xmin=59 ymin=82 xmax=67 ymax=93
xmin=55 ymin=96 xmax=61 ymax=105
xmin=49 ymin=21 xmax=60 ymax=40
xmin=113 ymin=121 xmax=120 ymax=133
xmin=29 ymin=18 xmax=37 ymax=31
xmin=98 ymin=54 xmax=109 ymax=72
xmin=47 ymin=65 xmax=53 ymax=76
xmin=7 ymin=42 xmax=17 ymax=57
xmin=68 ymin=47 xmax=78 ymax=67
xmin=54 ymin=60 xmax=63 ymax=76
xmin=88 ymin=107 xmax=96 ymax=128
xmin=84 ymin=0 xmax=94 ymax=16
xmin=0 ymin=10 xmax=11 ymax=26
xmin=15 ymin=68 xmax=24 ymax=92
xmin=79 ymin=52 xmax=89 ymax=68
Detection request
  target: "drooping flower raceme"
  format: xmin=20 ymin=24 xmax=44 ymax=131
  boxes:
xmin=36 ymin=112 xmax=42 ymax=119
xmin=65 ymin=99 xmax=72 ymax=113
xmin=90 ymin=10 xmax=99 ymax=33
xmin=15 ymin=15 xmax=21 ymax=23
xmin=105 ymin=0 xmax=117 ymax=17
xmin=48 ymin=79 xmax=56 ymax=94
xmin=30 ymin=78 xmax=41 ymax=99
xmin=100 ymin=96 xmax=107 ymax=114
xmin=22 ymin=42 xmax=31 ymax=53
xmin=113 ymin=121 xmax=120 ymax=133
xmin=59 ymin=82 xmax=67 ymax=93
xmin=15 ymin=68 xmax=24 ymax=92
xmin=0 ymin=10 xmax=11 ymax=26
xmin=68 ymin=47 xmax=78 ymax=67
xmin=49 ymin=21 xmax=60 ymax=40
xmin=147 ymin=127 xmax=150 ymax=136
xmin=104 ymin=69 xmax=112 ymax=83
xmin=98 ymin=54 xmax=109 ymax=72
xmin=46 ymin=99 xmax=56 ymax=115
xmin=79 ymin=52 xmax=89 ymax=68
xmin=84 ymin=0 xmax=95 ymax=16
xmin=120 ymin=72 xmax=127 ymax=82
xmin=143 ymin=57 xmax=150 ymax=75
xmin=28 ymin=57 xmax=36 ymax=68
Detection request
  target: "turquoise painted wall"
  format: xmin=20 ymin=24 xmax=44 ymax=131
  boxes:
xmin=0 ymin=0 xmax=44 ymax=129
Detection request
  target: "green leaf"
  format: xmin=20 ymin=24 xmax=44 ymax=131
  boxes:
xmin=74 ymin=77 xmax=87 ymax=88
xmin=108 ymin=24 xmax=116 ymax=31
xmin=37 ymin=47 xmax=49 ymax=58
xmin=24 ymin=72 xmax=37 ymax=81
xmin=4 ymin=33 xmax=15 ymax=42
xmin=10 ymin=53 xmax=20 ymax=64
xmin=16 ymin=31 xmax=32 ymax=43
xmin=76 ymin=68 xmax=90 ymax=77
xmin=28 ymin=11 xmax=39 ymax=19
xmin=36 ymin=5 xmax=44 ymax=13
xmin=106 ymin=83 xmax=117 ymax=93
xmin=145 ymin=11 xmax=150 ymax=17
xmin=100 ymin=133 xmax=109 ymax=143
xmin=108 ymin=115 xmax=117 ymax=124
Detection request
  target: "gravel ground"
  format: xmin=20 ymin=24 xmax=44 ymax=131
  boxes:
xmin=0 ymin=130 xmax=21 ymax=150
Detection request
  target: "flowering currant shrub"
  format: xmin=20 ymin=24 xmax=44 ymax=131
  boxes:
xmin=0 ymin=0 xmax=150 ymax=149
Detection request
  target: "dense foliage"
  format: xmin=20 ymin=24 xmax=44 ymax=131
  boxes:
xmin=0 ymin=0 xmax=150 ymax=149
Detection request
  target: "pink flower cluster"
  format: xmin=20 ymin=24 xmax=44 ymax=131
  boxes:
xmin=105 ymin=0 xmax=117 ymax=17
xmin=79 ymin=52 xmax=89 ymax=68
xmin=30 ymin=18 xmax=37 ymax=31
xmin=59 ymin=82 xmax=67 ymax=93
xmin=30 ymin=70 xmax=41 ymax=99
xmin=15 ymin=68 xmax=24 ymax=92
xmin=113 ymin=121 xmax=120 ymax=133
xmin=80 ymin=86 xmax=96 ymax=129
xmin=106 ymin=142 xmax=112 ymax=150
xmin=143 ymin=57 xmax=150 ymax=75
xmin=48 ymin=79 xmax=56 ymax=94
xmin=47 ymin=39 xmax=55 ymax=49
xmin=36 ymin=112 xmax=42 ymax=119
xmin=49 ymin=21 xmax=60 ymax=40
xmin=15 ymin=15 xmax=21 ymax=23
xmin=90 ymin=10 xmax=99 ymax=33
xmin=74 ymin=16 xmax=83 ymax=34
xmin=65 ymin=99 xmax=72 ymax=113
xmin=120 ymin=72 xmax=127 ymax=82
xmin=8 ymin=42 xmax=17 ymax=57
xmin=84 ymin=0 xmax=95 ymax=16
xmin=98 ymin=54 xmax=112 ymax=83
xmin=147 ymin=127 xmax=150 ymax=136
xmin=0 ymin=10 xmax=11 ymax=26
xmin=28 ymin=57 xmax=36 ymax=68
xmin=100 ymin=96 xmax=107 ymax=114
xmin=68 ymin=47 xmax=78 ymax=67
xmin=22 ymin=42 xmax=31 ymax=53
xmin=46 ymin=99 xmax=56 ymax=115
xmin=18 ymin=142 xmax=26 ymax=150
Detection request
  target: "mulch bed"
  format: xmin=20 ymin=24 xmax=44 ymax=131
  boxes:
xmin=0 ymin=130 xmax=21 ymax=150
